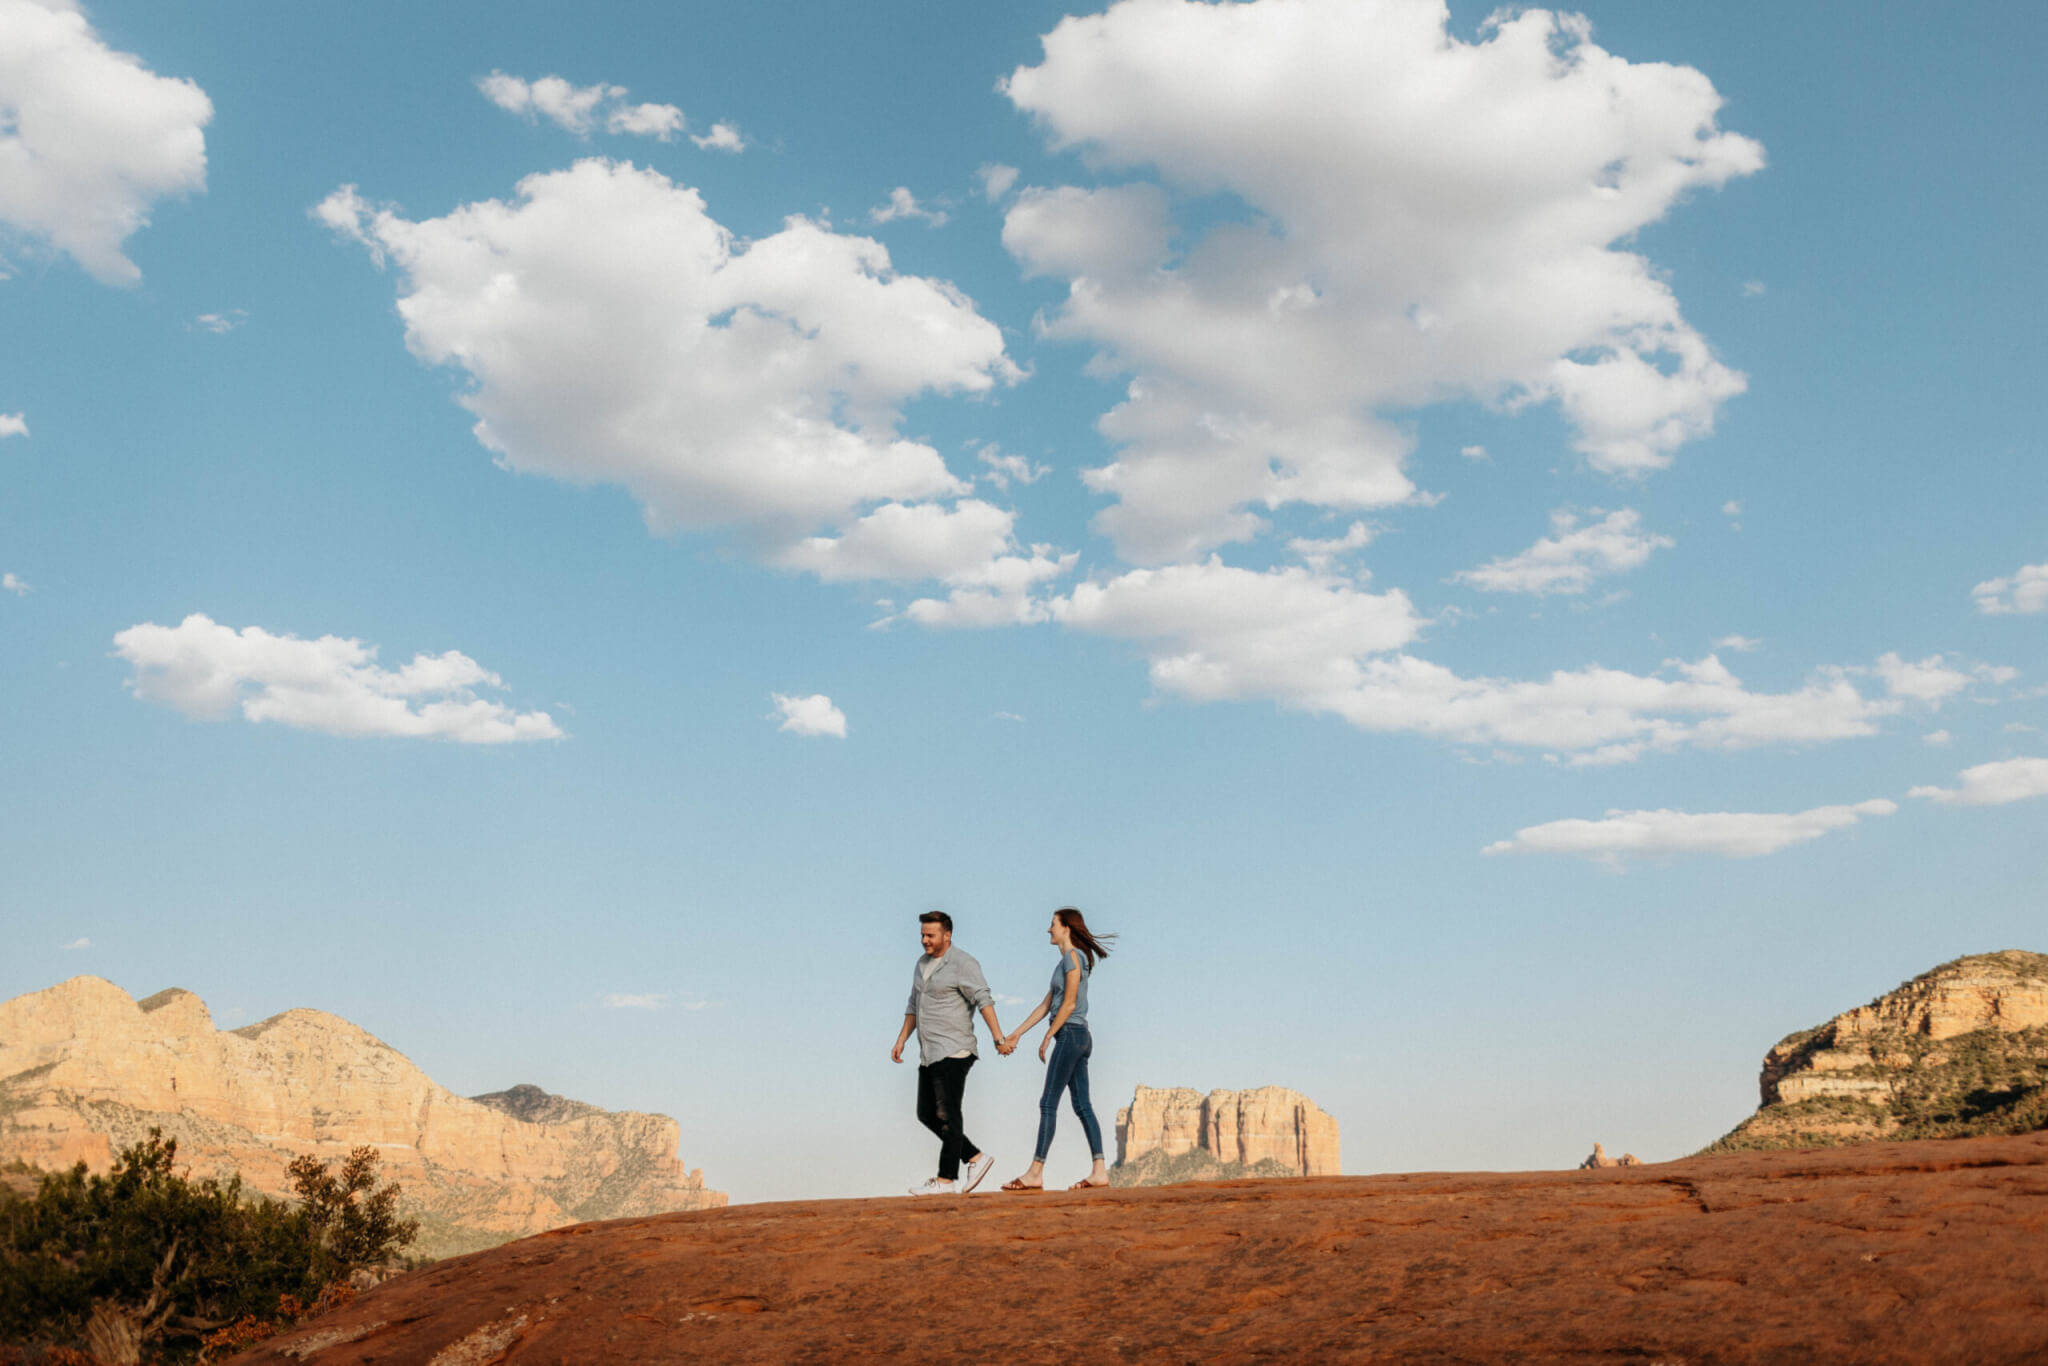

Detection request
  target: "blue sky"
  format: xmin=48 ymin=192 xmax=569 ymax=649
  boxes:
xmin=2 ymin=0 xmax=2043 ymax=1203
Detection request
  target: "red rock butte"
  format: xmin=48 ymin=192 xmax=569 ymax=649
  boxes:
xmin=235 ymin=1129 xmax=2048 ymax=1365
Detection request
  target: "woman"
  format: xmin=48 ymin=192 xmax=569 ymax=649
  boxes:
xmin=1001 ymin=907 xmax=1116 ymax=1191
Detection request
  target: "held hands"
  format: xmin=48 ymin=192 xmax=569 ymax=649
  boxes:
xmin=995 ymin=1033 xmax=1018 ymax=1056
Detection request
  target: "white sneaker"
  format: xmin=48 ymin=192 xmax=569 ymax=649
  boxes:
xmin=960 ymin=1152 xmax=994 ymax=1194
xmin=908 ymin=1177 xmax=958 ymax=1197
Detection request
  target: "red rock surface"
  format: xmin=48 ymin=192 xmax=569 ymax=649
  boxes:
xmin=236 ymin=1131 xmax=2048 ymax=1365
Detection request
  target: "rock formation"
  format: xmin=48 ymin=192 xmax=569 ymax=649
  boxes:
xmin=0 ymin=977 xmax=723 ymax=1257
xmin=1112 ymin=1085 xmax=1339 ymax=1184
xmin=1711 ymin=949 xmax=2048 ymax=1152
xmin=1578 ymin=1142 xmax=1641 ymax=1169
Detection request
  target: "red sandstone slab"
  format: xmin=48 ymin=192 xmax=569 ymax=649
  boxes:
xmin=236 ymin=1131 xmax=2048 ymax=1365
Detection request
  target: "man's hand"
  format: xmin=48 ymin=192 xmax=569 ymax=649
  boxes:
xmin=891 ymin=1041 xmax=904 ymax=1064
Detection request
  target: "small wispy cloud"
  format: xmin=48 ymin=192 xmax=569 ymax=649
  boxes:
xmin=1485 ymin=798 xmax=1897 ymax=866
xmin=2 ymin=573 xmax=27 ymax=597
xmin=691 ymin=121 xmax=745 ymax=153
xmin=192 ymin=309 xmax=247 ymax=334
xmin=771 ymin=692 xmax=848 ymax=738
xmin=1456 ymin=508 xmax=1671 ymax=597
xmin=1713 ymin=634 xmax=1761 ymax=653
xmin=1972 ymin=561 xmax=2048 ymax=616
xmin=1910 ymin=756 xmax=2048 ymax=807
xmin=602 ymin=992 xmax=666 ymax=1010
xmin=1289 ymin=521 xmax=1374 ymax=573
xmin=1459 ymin=444 xmax=1488 ymax=461
xmin=1741 ymin=280 xmax=1766 ymax=297
xmin=59 ymin=937 xmax=90 ymax=951
xmin=870 ymin=186 xmax=948 ymax=227
xmin=0 ymin=413 xmax=26 ymax=439
xmin=479 ymin=72 xmax=686 ymax=142
xmin=977 ymin=164 xmax=1019 ymax=202
xmin=992 ymin=711 xmax=1025 ymax=723
xmin=1923 ymin=729 xmax=1953 ymax=746
xmin=976 ymin=444 xmax=1047 ymax=490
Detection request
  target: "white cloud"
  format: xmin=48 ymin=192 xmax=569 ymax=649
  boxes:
xmin=1456 ymin=508 xmax=1672 ymax=596
xmin=1909 ymin=756 xmax=2048 ymax=807
xmin=59 ymin=936 xmax=89 ymax=951
xmin=1872 ymin=651 xmax=1971 ymax=705
xmin=1459 ymin=444 xmax=1488 ymax=461
xmin=1053 ymin=564 xmax=1916 ymax=760
xmin=870 ymin=186 xmax=948 ymax=227
xmin=691 ymin=121 xmax=745 ymax=153
xmin=318 ymin=161 xmax=1017 ymax=568
xmin=1484 ymin=798 xmax=1896 ymax=863
xmin=1002 ymin=0 xmax=1759 ymax=561
xmin=478 ymin=72 xmax=687 ymax=142
xmin=901 ymin=549 xmax=1077 ymax=627
xmin=0 ymin=413 xmax=27 ymax=438
xmin=978 ymin=163 xmax=1019 ymax=202
xmin=1713 ymin=634 xmax=1760 ymax=653
xmin=771 ymin=692 xmax=847 ymax=738
xmin=976 ymin=444 xmax=1048 ymax=490
xmin=1973 ymin=561 xmax=2048 ymax=616
xmin=1741 ymin=281 xmax=1766 ymax=297
xmin=777 ymin=499 xmax=1074 ymax=608
xmin=993 ymin=711 xmax=1025 ymax=723
xmin=481 ymin=72 xmax=604 ymax=135
xmin=1053 ymin=558 xmax=1420 ymax=702
xmin=1287 ymin=521 xmax=1373 ymax=573
xmin=0 ymin=0 xmax=210 ymax=284
xmin=602 ymin=992 xmax=666 ymax=1010
xmin=608 ymin=102 xmax=686 ymax=140
xmin=1922 ymin=729 xmax=1953 ymax=746
xmin=1721 ymin=500 xmax=1743 ymax=517
xmin=2 ymin=571 xmax=26 ymax=596
xmin=192 ymin=309 xmax=245 ymax=334
xmin=113 ymin=613 xmax=562 ymax=743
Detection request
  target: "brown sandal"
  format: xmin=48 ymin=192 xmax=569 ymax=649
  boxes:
xmin=1002 ymin=1177 xmax=1044 ymax=1192
xmin=1068 ymin=1178 xmax=1109 ymax=1190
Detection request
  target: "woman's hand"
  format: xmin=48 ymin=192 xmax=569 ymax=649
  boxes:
xmin=1039 ymin=1032 xmax=1054 ymax=1063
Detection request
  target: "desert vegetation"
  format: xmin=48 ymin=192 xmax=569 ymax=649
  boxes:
xmin=1107 ymin=1148 xmax=1297 ymax=1187
xmin=0 ymin=1131 xmax=416 ymax=1365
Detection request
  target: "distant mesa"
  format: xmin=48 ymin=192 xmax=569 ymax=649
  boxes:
xmin=1579 ymin=1142 xmax=1641 ymax=1170
xmin=0 ymin=977 xmax=723 ymax=1258
xmin=1111 ymin=1084 xmax=1339 ymax=1186
xmin=1711 ymin=949 xmax=2048 ymax=1152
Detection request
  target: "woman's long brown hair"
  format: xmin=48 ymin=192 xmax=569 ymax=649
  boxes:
xmin=1055 ymin=907 xmax=1117 ymax=969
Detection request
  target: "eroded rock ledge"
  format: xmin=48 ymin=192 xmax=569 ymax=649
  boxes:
xmin=1713 ymin=949 xmax=2048 ymax=1152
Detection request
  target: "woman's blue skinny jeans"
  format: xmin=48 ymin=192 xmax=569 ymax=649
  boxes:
xmin=1035 ymin=1022 xmax=1104 ymax=1162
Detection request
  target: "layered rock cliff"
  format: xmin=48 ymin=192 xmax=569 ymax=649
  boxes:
xmin=1112 ymin=1085 xmax=1339 ymax=1185
xmin=0 ymin=977 xmax=723 ymax=1257
xmin=1711 ymin=950 xmax=2048 ymax=1152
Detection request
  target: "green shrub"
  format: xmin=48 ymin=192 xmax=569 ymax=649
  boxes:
xmin=0 ymin=1131 xmax=417 ymax=1364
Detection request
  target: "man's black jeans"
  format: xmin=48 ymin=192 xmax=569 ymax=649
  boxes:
xmin=916 ymin=1055 xmax=981 ymax=1181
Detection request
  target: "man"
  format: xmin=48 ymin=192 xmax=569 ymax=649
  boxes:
xmin=891 ymin=910 xmax=1010 ymax=1196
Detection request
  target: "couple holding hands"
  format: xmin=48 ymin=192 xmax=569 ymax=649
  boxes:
xmin=890 ymin=907 xmax=1115 ymax=1195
